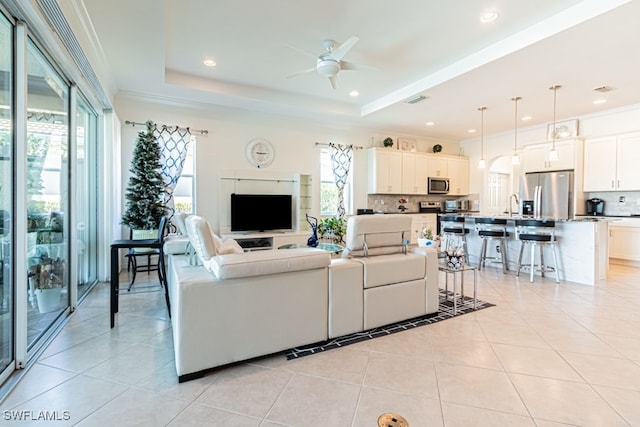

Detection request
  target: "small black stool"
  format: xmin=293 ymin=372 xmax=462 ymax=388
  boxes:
xmin=475 ymin=217 xmax=510 ymax=273
xmin=515 ymin=219 xmax=559 ymax=283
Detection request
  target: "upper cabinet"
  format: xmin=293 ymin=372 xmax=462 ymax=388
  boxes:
xmin=447 ymin=157 xmax=469 ymax=196
xmin=401 ymin=152 xmax=429 ymax=194
xmin=368 ymin=148 xmax=403 ymax=194
xmin=521 ymin=139 xmax=576 ymax=173
xmin=583 ymin=133 xmax=640 ymax=191
xmin=368 ymin=148 xmax=469 ymax=195
xmin=427 ymin=156 xmax=448 ymax=177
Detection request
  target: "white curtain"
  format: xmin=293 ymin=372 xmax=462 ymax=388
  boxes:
xmin=155 ymin=125 xmax=192 ymax=231
xmin=329 ymin=143 xmax=353 ymax=217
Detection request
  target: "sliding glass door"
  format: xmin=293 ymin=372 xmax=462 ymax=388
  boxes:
xmin=76 ymin=98 xmax=98 ymax=298
xmin=0 ymin=5 xmax=101 ymax=392
xmin=0 ymin=12 xmax=13 ymax=380
xmin=26 ymin=40 xmax=70 ymax=349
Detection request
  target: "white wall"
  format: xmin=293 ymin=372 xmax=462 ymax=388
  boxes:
xmin=114 ymin=94 xmax=457 ymax=233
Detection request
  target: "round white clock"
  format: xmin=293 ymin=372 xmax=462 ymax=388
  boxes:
xmin=245 ymin=138 xmax=274 ymax=168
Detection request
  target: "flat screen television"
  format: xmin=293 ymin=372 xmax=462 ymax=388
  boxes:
xmin=230 ymin=193 xmax=293 ymax=232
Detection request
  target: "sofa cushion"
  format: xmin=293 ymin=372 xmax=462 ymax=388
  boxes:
xmin=342 ymin=214 xmax=411 ymax=258
xmin=173 ymin=212 xmax=190 ymax=235
xmin=218 ymin=239 xmax=244 ymax=255
xmin=210 ymin=247 xmax=331 ymax=279
xmin=355 ymin=253 xmax=426 ymax=289
xmin=185 ymin=215 xmax=217 ymax=263
xmin=163 ymin=234 xmax=190 ymax=255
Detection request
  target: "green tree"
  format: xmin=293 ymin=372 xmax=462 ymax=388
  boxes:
xmin=121 ymin=121 xmax=165 ymax=230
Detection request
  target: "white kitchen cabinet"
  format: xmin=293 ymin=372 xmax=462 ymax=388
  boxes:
xmin=409 ymin=213 xmax=437 ymax=244
xmin=583 ymin=137 xmax=616 ymax=191
xmin=368 ymin=148 xmax=403 ymax=194
xmin=427 ymin=155 xmax=448 ymax=178
xmin=521 ymin=140 xmax=575 ymax=173
xmin=609 ymin=218 xmax=640 ymax=261
xmin=401 ymin=152 xmax=428 ymax=194
xmin=447 ymin=157 xmax=469 ymax=195
xmin=616 ymin=133 xmax=640 ymax=190
xmin=584 ymin=133 xmax=640 ymax=191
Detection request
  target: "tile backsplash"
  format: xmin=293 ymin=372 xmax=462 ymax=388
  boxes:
xmin=365 ymin=194 xmax=479 ymax=213
xmin=585 ymin=191 xmax=640 ymax=216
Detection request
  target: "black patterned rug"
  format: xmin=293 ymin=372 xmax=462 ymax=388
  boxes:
xmin=284 ymin=289 xmax=494 ymax=360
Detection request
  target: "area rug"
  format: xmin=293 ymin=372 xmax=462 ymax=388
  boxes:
xmin=284 ymin=289 xmax=494 ymax=360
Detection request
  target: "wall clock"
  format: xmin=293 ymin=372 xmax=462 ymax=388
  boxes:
xmin=245 ymin=138 xmax=274 ymax=168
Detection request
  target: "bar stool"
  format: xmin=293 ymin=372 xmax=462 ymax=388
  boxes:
xmin=475 ymin=217 xmax=509 ymax=273
xmin=515 ymin=219 xmax=560 ymax=283
xmin=441 ymin=215 xmax=469 ymax=263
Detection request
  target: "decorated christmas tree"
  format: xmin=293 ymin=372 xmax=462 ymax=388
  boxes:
xmin=121 ymin=120 xmax=165 ymax=230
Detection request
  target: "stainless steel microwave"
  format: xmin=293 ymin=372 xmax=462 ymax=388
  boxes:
xmin=428 ymin=177 xmax=450 ymax=194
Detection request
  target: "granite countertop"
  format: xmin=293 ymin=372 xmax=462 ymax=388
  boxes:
xmin=444 ymin=213 xmax=615 ymax=222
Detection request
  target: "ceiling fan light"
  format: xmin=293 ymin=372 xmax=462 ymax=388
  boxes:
xmin=316 ymin=59 xmax=340 ymax=77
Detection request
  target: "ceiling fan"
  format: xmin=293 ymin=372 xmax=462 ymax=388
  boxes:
xmin=286 ymin=36 xmax=370 ymax=89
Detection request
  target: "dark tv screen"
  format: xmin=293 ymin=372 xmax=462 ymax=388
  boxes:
xmin=231 ymin=194 xmax=293 ymax=232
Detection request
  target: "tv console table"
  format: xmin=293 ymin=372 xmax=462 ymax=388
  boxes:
xmin=222 ymin=231 xmax=309 ymax=251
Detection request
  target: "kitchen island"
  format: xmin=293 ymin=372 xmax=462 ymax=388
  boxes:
xmin=441 ymin=215 xmax=610 ymax=286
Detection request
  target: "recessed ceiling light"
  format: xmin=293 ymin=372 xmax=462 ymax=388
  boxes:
xmin=203 ymin=59 xmax=217 ymax=67
xmin=425 ymin=121 xmax=434 ymax=127
xmin=593 ymin=98 xmax=607 ymax=105
xmin=480 ymin=10 xmax=499 ymax=23
xmin=521 ymin=115 xmax=532 ymax=121
xmin=349 ymin=90 xmax=359 ymax=97
xmin=468 ymin=129 xmax=477 ymax=134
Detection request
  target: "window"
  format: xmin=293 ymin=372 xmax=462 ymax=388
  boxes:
xmin=320 ymin=147 xmax=352 ymax=216
xmin=172 ymin=136 xmax=196 ymax=213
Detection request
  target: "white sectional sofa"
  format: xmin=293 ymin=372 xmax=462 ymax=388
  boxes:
xmin=167 ymin=214 xmax=438 ymax=382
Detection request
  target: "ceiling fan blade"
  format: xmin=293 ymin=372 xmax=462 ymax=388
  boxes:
xmin=330 ymin=36 xmax=359 ymax=61
xmin=340 ymin=60 xmax=377 ymax=72
xmin=328 ymin=75 xmax=338 ymax=90
xmin=286 ymin=67 xmax=317 ymax=79
xmin=285 ymin=44 xmax=319 ymax=60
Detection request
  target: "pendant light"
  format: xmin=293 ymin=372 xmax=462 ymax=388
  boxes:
xmin=548 ymin=85 xmax=561 ymax=161
xmin=511 ymin=96 xmax=521 ymax=165
xmin=478 ymin=106 xmax=487 ymax=169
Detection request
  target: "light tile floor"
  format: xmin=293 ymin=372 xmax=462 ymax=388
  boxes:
xmin=3 ymin=264 xmax=640 ymax=426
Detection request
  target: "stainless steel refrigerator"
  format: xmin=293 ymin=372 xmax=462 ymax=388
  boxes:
xmin=519 ymin=170 xmax=574 ymax=219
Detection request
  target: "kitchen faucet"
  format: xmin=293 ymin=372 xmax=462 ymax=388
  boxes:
xmin=509 ymin=193 xmax=519 ymax=217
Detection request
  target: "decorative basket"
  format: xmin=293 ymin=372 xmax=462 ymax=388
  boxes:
xmin=445 ymin=254 xmax=463 ymax=270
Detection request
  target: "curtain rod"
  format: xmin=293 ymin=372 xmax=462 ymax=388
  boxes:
xmin=315 ymin=142 xmax=363 ymax=150
xmin=124 ymin=120 xmax=209 ymax=135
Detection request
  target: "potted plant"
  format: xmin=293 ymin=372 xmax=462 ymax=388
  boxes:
xmin=417 ymin=227 xmax=435 ymax=248
xmin=318 ymin=216 xmax=347 ymax=244
xmin=383 ymin=137 xmax=394 ymax=148
xmin=398 ymin=198 xmax=408 ymax=213
xmin=121 ymin=120 xmax=166 ymax=234
xmin=31 ymin=258 xmax=64 ymax=313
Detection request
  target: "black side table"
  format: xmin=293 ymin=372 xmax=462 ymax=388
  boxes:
xmin=110 ymin=239 xmax=170 ymax=328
